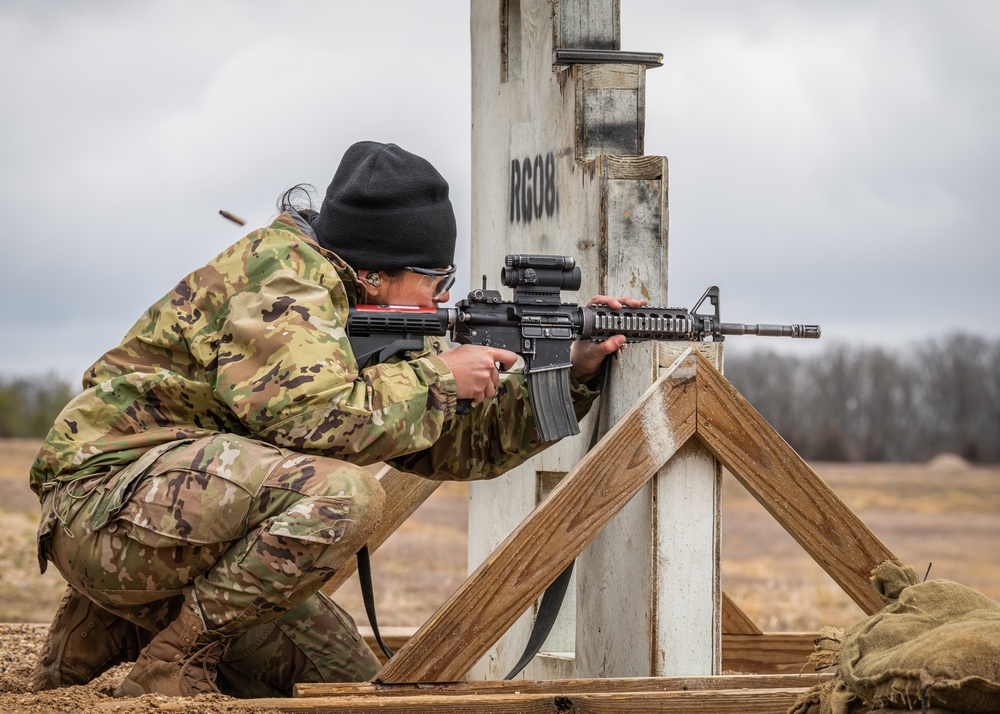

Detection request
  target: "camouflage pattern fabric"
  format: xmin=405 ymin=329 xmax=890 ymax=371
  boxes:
xmin=40 ymin=434 xmax=382 ymax=693
xmin=30 ymin=210 xmax=600 ymax=691
xmin=30 ymin=210 xmax=598 ymax=494
xmin=217 ymin=591 xmax=380 ymax=697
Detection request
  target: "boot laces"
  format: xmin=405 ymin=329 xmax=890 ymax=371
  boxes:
xmin=178 ymin=637 xmax=231 ymax=695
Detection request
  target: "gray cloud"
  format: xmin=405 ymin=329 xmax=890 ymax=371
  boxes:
xmin=626 ymin=1 xmax=1000 ymax=352
xmin=1 ymin=1 xmax=997 ymax=377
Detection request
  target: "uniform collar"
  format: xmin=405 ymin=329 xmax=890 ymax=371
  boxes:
xmin=275 ymin=210 xmax=366 ymax=303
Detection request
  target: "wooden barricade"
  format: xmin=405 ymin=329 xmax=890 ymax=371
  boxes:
xmin=291 ymin=348 xmax=897 ymax=714
xmin=369 ymin=349 xmax=893 ymax=684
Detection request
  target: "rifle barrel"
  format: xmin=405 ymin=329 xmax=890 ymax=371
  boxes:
xmin=719 ymin=322 xmax=821 ymax=339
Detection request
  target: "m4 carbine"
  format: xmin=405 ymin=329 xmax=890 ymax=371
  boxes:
xmin=347 ymin=254 xmax=820 ymax=443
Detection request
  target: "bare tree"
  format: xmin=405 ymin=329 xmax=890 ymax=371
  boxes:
xmin=726 ymin=335 xmax=1000 ymax=463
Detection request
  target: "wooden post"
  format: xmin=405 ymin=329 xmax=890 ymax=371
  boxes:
xmin=468 ymin=0 xmax=721 ymax=679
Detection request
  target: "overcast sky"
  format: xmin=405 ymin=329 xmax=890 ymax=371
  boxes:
xmin=2 ymin=1 xmax=998 ymax=381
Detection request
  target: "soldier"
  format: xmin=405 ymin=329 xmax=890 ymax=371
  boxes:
xmin=28 ymin=141 xmax=641 ymax=698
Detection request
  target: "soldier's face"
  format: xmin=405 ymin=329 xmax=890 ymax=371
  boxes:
xmin=378 ymin=269 xmax=453 ymax=307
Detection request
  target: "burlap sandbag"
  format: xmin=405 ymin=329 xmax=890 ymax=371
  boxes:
xmin=790 ymin=560 xmax=1000 ymax=714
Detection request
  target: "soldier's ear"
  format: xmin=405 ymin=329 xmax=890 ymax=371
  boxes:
xmin=358 ymin=270 xmax=381 ymax=298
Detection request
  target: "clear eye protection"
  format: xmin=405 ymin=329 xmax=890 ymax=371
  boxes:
xmin=404 ymin=264 xmax=456 ymax=299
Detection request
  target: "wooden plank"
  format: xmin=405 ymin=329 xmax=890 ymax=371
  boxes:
xmin=652 ymin=438 xmax=721 ymax=675
xmin=575 ymin=64 xmax=644 ymax=159
xmin=692 ymin=350 xmax=896 ymax=615
xmin=375 ymin=351 xmax=699 ymax=683
xmin=600 ymin=154 xmax=664 ymax=180
xmin=356 ymin=628 xmax=819 ymax=677
xmin=322 ymin=465 xmax=441 ymax=594
xmin=118 ymin=696 xmax=959 ymax=714
xmin=556 ymin=0 xmax=620 ymax=50
xmin=470 ymin=0 xmax=614 ymax=680
xmin=651 ymin=344 xmax=722 ymax=677
xmin=721 ymin=590 xmax=762 ymax=635
xmin=576 ymin=63 xmax=644 ymax=89
xmin=722 ymin=633 xmax=818 ymax=675
xmin=480 ymin=689 xmax=806 ymax=714
xmin=296 ymin=673 xmax=831 ymax=698
xmin=145 ymin=689 xmax=811 ymax=713
xmin=360 ymin=624 xmax=819 ymax=676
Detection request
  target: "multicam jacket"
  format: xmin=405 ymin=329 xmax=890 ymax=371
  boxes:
xmin=30 ymin=212 xmax=599 ymax=495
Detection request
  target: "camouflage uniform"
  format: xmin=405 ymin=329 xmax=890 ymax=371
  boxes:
xmin=31 ymin=211 xmax=599 ymax=695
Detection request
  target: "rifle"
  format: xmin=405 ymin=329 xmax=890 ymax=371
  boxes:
xmin=347 ymin=253 xmax=820 ymax=443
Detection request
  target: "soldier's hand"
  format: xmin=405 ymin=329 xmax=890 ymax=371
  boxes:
xmin=439 ymin=345 xmax=519 ymax=404
xmin=570 ymin=295 xmax=648 ymax=383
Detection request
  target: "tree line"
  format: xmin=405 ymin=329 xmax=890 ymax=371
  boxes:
xmin=0 ymin=376 xmax=76 ymax=439
xmin=726 ymin=333 xmax=1000 ymax=463
xmin=2 ymin=333 xmax=998 ymax=462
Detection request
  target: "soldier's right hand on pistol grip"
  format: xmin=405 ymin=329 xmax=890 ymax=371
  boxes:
xmin=439 ymin=345 xmax=518 ymax=404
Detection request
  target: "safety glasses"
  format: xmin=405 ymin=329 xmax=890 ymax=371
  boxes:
xmin=404 ymin=264 xmax=456 ymax=299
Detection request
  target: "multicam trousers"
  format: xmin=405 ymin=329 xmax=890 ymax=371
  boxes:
xmin=37 ymin=434 xmax=385 ymax=697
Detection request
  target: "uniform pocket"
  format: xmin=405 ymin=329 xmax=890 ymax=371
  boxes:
xmin=265 ymin=496 xmax=353 ymax=545
xmin=88 ymin=440 xmax=195 ymax=532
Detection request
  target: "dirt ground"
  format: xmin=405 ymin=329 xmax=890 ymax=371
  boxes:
xmin=1 ymin=438 xmax=998 ymax=711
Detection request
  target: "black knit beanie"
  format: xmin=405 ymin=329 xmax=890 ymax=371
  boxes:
xmin=312 ymin=141 xmax=457 ymax=271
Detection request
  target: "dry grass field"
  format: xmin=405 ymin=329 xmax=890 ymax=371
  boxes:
xmin=0 ymin=438 xmax=997 ymax=711
xmin=720 ymin=457 xmax=1000 ymax=631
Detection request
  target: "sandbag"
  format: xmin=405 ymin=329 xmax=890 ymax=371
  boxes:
xmin=790 ymin=560 xmax=1000 ymax=714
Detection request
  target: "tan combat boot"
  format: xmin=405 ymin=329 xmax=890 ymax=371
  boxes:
xmin=31 ymin=585 xmax=150 ymax=692
xmin=115 ymin=601 xmax=233 ymax=697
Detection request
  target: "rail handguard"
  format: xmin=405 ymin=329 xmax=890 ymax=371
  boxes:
xmin=347 ymin=254 xmax=820 ymax=443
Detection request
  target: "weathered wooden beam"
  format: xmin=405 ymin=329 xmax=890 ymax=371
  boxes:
xmin=692 ymin=350 xmax=896 ymax=615
xmin=721 ymin=633 xmax=818 ymax=675
xmin=254 ymin=688 xmax=809 ymax=713
xmin=574 ymin=64 xmax=646 ymax=159
xmin=374 ymin=351 xmax=699 ymax=683
xmin=141 ymin=689 xmax=812 ymax=713
xmin=322 ymin=465 xmax=441 ymax=594
xmin=296 ymin=673 xmax=831 ymax=698
xmin=113 ymin=694 xmax=959 ymax=714
xmin=598 ymin=153 xmax=664 ymax=180
xmin=357 ymin=627 xmax=818 ymax=675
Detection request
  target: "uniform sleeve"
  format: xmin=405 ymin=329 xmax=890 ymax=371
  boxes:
xmin=389 ymin=339 xmax=602 ymax=481
xmin=212 ymin=268 xmax=458 ymax=464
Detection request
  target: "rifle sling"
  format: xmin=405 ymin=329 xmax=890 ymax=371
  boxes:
xmin=357 ymin=545 xmax=395 ymax=660
xmin=503 ymin=561 xmax=574 ymax=680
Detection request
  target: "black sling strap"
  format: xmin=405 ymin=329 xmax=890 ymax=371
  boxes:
xmin=503 ymin=560 xmax=575 ymax=679
xmin=357 ymin=544 xmax=395 ymax=660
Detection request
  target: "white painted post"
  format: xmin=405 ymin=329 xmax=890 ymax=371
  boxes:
xmin=468 ymin=0 xmax=721 ymax=679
